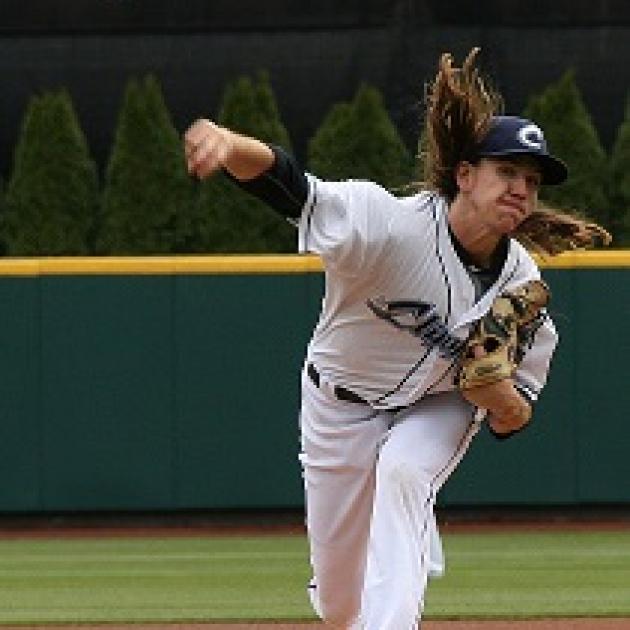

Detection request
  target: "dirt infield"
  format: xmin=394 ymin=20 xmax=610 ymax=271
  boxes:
xmin=2 ymin=621 xmax=630 ymax=629
xmin=1 ymin=505 xmax=628 ymax=540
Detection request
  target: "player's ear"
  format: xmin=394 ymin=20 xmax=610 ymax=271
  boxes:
xmin=454 ymin=161 xmax=475 ymax=193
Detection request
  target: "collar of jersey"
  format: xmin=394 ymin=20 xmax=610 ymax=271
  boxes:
xmin=446 ymin=221 xmax=509 ymax=275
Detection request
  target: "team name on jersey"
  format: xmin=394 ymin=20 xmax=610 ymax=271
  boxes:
xmin=366 ymin=297 xmax=465 ymax=359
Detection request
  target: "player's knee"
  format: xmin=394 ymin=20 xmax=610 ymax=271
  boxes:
xmin=378 ymin=456 xmax=431 ymax=494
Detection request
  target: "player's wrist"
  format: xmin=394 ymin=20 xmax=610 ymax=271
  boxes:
xmin=223 ymin=132 xmax=275 ymax=181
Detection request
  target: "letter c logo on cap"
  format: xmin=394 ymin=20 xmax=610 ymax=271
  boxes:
xmin=518 ymin=124 xmax=544 ymax=150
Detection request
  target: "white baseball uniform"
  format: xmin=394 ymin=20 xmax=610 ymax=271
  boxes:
xmin=296 ymin=175 xmax=558 ymax=628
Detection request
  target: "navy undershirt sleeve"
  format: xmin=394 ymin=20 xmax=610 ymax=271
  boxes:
xmin=223 ymin=144 xmax=308 ymax=219
xmin=488 ymin=422 xmax=529 ymax=441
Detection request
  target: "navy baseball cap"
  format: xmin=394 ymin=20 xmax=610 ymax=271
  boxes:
xmin=473 ymin=116 xmax=568 ymax=185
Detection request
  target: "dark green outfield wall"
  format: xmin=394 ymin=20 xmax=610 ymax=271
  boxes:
xmin=0 ymin=256 xmax=627 ymax=512
xmin=443 ymin=266 xmax=630 ymax=507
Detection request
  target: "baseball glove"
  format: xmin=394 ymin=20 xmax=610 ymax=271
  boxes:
xmin=456 ymin=280 xmax=550 ymax=390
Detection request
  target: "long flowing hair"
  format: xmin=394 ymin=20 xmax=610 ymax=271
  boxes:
xmin=420 ymin=48 xmax=611 ymax=254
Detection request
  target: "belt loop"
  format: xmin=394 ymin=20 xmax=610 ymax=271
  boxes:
xmin=307 ymin=362 xmax=320 ymax=388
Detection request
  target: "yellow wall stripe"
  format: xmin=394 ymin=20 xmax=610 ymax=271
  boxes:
xmin=533 ymin=250 xmax=630 ymax=268
xmin=0 ymin=250 xmax=628 ymax=276
xmin=0 ymin=255 xmax=323 ymax=276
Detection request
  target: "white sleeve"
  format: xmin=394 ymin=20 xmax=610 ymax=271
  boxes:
xmin=503 ymin=247 xmax=559 ymax=403
xmin=514 ymin=313 xmax=559 ymax=403
xmin=297 ymin=175 xmax=394 ymax=276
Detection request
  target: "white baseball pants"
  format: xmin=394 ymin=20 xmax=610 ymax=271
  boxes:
xmin=299 ymin=366 xmax=480 ymax=629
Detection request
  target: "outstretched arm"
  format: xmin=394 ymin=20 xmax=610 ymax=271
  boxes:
xmin=184 ymin=119 xmax=308 ymax=218
xmin=184 ymin=119 xmax=274 ymax=181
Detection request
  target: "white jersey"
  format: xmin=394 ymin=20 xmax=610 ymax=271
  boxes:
xmin=298 ymin=175 xmax=558 ymax=410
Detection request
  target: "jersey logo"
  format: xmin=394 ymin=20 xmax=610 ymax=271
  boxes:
xmin=366 ymin=297 xmax=464 ymax=359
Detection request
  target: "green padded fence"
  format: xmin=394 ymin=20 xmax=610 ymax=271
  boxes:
xmin=0 ymin=252 xmax=627 ymax=512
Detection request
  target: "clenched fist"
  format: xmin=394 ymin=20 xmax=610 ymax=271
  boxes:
xmin=184 ymin=119 xmax=235 ymax=180
xmin=183 ymin=119 xmax=274 ymax=181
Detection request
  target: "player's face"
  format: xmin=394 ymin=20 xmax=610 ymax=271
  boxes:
xmin=458 ymin=157 xmax=542 ymax=234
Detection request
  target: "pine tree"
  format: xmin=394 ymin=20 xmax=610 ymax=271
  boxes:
xmin=220 ymin=72 xmax=292 ymax=149
xmin=609 ymin=96 xmax=630 ymax=246
xmin=307 ymin=102 xmax=359 ymax=180
xmin=193 ymin=72 xmax=295 ymax=253
xmin=308 ymin=84 xmax=414 ymax=190
xmin=1 ymin=90 xmax=98 ymax=255
xmin=98 ymin=75 xmax=196 ymax=254
xmin=523 ymin=71 xmax=610 ymax=231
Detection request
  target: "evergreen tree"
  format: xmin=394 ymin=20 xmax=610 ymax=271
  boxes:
xmin=308 ymin=84 xmax=414 ymax=189
xmin=307 ymin=102 xmax=359 ymax=180
xmin=523 ymin=71 xmax=610 ymax=231
xmin=1 ymin=90 xmax=98 ymax=255
xmin=98 ymin=75 xmax=196 ymax=254
xmin=193 ymin=72 xmax=295 ymax=253
xmin=220 ymin=71 xmax=292 ymax=149
xmin=609 ymin=96 xmax=630 ymax=246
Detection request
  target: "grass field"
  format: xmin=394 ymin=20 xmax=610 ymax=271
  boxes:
xmin=0 ymin=530 xmax=628 ymax=624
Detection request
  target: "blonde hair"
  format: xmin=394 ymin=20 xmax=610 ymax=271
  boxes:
xmin=420 ymin=48 xmax=611 ymax=253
